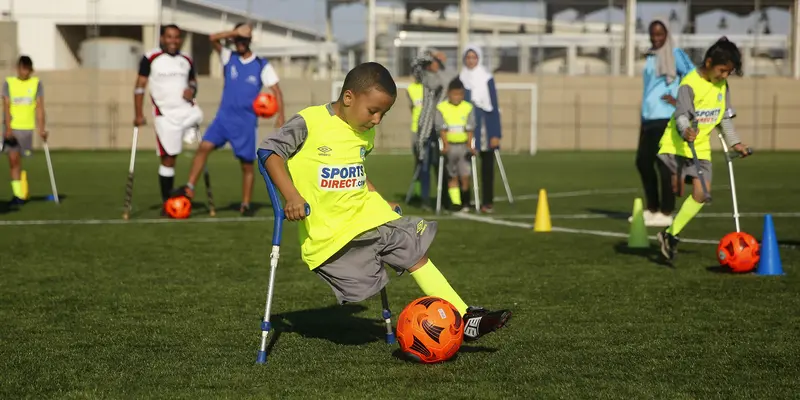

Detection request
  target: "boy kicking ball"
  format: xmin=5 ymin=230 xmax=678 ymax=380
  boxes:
xmin=258 ymin=62 xmax=511 ymax=341
xmin=657 ymin=37 xmax=751 ymax=261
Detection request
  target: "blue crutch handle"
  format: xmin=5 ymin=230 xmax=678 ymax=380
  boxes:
xmin=257 ymin=149 xmax=311 ymax=246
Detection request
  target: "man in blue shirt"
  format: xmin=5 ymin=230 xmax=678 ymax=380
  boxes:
xmin=181 ymin=23 xmax=285 ymax=216
xmin=633 ymin=19 xmax=695 ymax=227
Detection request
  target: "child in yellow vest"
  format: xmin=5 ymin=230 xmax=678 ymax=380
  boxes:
xmin=258 ymin=62 xmax=511 ymax=341
xmin=2 ymin=56 xmax=47 ymax=205
xmin=407 ymin=78 xmax=424 ymax=198
xmin=657 ymin=38 xmax=751 ymax=261
xmin=435 ymin=78 xmax=476 ymax=212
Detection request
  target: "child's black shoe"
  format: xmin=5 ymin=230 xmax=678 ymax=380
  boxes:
xmin=463 ymin=307 xmax=512 ymax=342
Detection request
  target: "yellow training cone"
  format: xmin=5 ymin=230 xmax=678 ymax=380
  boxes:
xmin=628 ymin=198 xmax=650 ymax=248
xmin=20 ymin=170 xmax=29 ymax=200
xmin=534 ymin=188 xmax=551 ymax=232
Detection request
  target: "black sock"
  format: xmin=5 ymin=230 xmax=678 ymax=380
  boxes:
xmin=461 ymin=190 xmax=470 ymax=207
xmin=159 ymin=175 xmax=174 ymax=202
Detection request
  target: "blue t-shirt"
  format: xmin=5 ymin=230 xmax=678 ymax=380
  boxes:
xmin=218 ymin=48 xmax=280 ymax=122
xmin=641 ymin=48 xmax=695 ymax=121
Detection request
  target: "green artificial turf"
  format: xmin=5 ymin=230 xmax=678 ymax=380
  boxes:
xmin=1 ymin=150 xmax=798 ymax=399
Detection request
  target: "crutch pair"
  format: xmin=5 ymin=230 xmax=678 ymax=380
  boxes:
xmin=255 ymin=149 xmax=398 ymax=364
xmin=121 ymin=126 xmax=215 ymax=219
xmin=434 ymin=138 xmax=514 ymax=215
xmin=686 ymin=121 xmax=752 ymax=232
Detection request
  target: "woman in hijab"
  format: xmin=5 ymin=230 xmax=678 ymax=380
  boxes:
xmin=634 ymin=19 xmax=695 ymax=227
xmin=460 ymin=45 xmax=502 ymax=213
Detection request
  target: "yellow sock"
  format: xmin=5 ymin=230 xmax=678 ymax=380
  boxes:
xmin=410 ymin=260 xmax=469 ymax=315
xmin=11 ymin=180 xmax=23 ymax=198
xmin=448 ymin=187 xmax=461 ymax=206
xmin=20 ymin=171 xmax=28 ymax=200
xmin=667 ymin=196 xmax=704 ymax=236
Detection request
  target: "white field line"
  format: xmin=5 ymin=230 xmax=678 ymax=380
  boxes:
xmin=493 ymin=183 xmax=791 ymax=203
xmin=453 ymin=212 xmax=798 ymax=249
xmin=496 ymin=212 xmax=800 ymax=220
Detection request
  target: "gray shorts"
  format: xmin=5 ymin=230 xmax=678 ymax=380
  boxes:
xmin=658 ymin=153 xmax=713 ymax=183
xmin=445 ymin=143 xmax=471 ymax=178
xmin=315 ymin=216 xmax=437 ymax=304
xmin=2 ymin=130 xmax=34 ymax=156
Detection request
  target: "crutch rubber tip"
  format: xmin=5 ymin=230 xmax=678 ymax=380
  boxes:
xmin=256 ymin=351 xmax=267 ymax=364
xmin=385 ymin=332 xmax=396 ymax=345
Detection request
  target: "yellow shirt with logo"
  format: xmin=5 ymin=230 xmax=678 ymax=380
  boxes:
xmin=4 ymin=77 xmax=41 ymax=130
xmin=658 ymin=69 xmax=728 ymax=161
xmin=408 ymin=82 xmax=423 ymax=133
xmin=435 ymin=100 xmax=474 ymax=144
xmin=259 ymin=103 xmax=401 ymax=270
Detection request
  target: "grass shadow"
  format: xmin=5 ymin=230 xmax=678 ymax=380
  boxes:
xmin=391 ymin=345 xmax=498 ymax=364
xmin=584 ymin=208 xmax=630 ymax=221
xmin=0 ymin=201 xmax=19 ymax=215
xmin=613 ymin=241 xmax=674 ymax=268
xmin=269 ymin=304 xmax=386 ymax=346
xmin=28 ymin=194 xmax=68 ymax=203
xmin=222 ymin=201 xmax=271 ymax=215
xmin=1 ymin=194 xmax=65 ymax=215
xmin=706 ymin=265 xmax=734 ymax=274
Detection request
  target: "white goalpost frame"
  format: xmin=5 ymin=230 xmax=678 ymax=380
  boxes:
xmin=330 ymin=81 xmax=539 ymax=155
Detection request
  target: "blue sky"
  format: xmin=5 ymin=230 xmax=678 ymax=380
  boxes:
xmin=207 ymin=0 xmax=790 ymax=45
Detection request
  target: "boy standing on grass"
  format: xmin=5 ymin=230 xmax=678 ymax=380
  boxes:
xmin=258 ymin=62 xmax=511 ymax=341
xmin=435 ymin=78 xmax=476 ymax=212
xmin=657 ymin=37 xmax=751 ymax=261
xmin=180 ymin=23 xmax=285 ymax=216
xmin=2 ymin=56 xmax=47 ymax=206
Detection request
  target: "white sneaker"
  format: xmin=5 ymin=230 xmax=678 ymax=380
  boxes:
xmin=629 ymin=210 xmax=655 ymax=223
xmin=647 ymin=212 xmax=674 ymax=227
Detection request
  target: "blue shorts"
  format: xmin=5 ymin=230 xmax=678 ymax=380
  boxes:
xmin=203 ymin=117 xmax=257 ymax=162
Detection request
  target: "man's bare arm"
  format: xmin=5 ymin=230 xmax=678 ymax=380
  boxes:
xmin=270 ymin=83 xmax=286 ymax=126
xmin=3 ymin=96 xmax=10 ymax=136
xmin=209 ymin=25 xmax=250 ymax=53
xmin=134 ymin=75 xmax=147 ymax=125
xmin=36 ymin=95 xmax=46 ymax=135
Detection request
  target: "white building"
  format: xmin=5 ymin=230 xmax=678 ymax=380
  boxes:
xmin=0 ymin=0 xmax=338 ymax=78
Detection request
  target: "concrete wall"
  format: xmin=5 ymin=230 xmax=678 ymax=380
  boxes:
xmin=15 ymin=68 xmax=800 ymax=153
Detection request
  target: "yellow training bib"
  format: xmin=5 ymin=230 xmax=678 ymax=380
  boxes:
xmin=659 ymin=69 xmax=726 ymax=161
xmin=288 ymin=104 xmax=400 ymax=270
xmin=6 ymin=77 xmax=39 ymax=130
xmin=408 ymin=82 xmax=423 ymax=133
xmin=437 ymin=100 xmax=473 ymax=143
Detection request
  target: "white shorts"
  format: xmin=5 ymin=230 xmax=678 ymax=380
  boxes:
xmin=154 ymin=105 xmax=204 ymax=156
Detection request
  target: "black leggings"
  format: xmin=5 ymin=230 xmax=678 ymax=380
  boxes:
xmin=636 ymin=119 xmax=675 ymax=214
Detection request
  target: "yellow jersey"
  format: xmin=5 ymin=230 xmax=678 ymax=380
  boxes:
xmin=659 ymin=69 xmax=727 ymax=161
xmin=285 ymin=104 xmax=401 ymax=270
xmin=436 ymin=100 xmax=474 ymax=143
xmin=408 ymin=82 xmax=423 ymax=133
xmin=5 ymin=76 xmax=40 ymax=130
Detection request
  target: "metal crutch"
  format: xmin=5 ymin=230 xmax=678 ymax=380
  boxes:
xmin=717 ymin=132 xmax=753 ymax=233
xmin=494 ymin=149 xmax=514 ymax=204
xmin=470 ymin=138 xmax=480 ymax=212
xmin=42 ymin=141 xmax=60 ymax=205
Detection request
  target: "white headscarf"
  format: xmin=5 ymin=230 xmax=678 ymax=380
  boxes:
xmin=646 ymin=18 xmax=677 ymax=84
xmin=459 ymin=44 xmax=494 ymax=112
